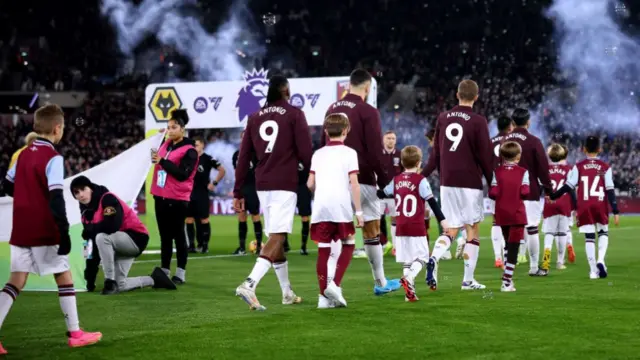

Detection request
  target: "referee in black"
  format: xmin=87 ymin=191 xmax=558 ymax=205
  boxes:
xmin=186 ymin=136 xmax=226 ymax=254
xmin=283 ymin=161 xmax=312 ymax=255
xmin=232 ymin=130 xmax=263 ymax=255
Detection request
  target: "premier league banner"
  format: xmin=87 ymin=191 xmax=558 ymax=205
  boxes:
xmin=144 ymin=69 xmax=378 ymax=130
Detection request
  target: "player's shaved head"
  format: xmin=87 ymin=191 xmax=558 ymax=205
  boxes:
xmin=500 ymin=141 xmax=522 ymax=162
xmin=497 ymin=115 xmax=514 ymax=132
xmin=401 ymin=145 xmax=422 ymax=169
xmin=34 ymin=104 xmax=64 ymax=135
xmin=512 ymin=108 xmax=530 ymax=127
xmin=457 ymin=80 xmax=479 ymax=102
xmin=349 ymin=69 xmax=372 ymax=87
xmin=584 ymin=136 xmax=600 ymax=153
xmin=548 ymin=143 xmax=568 ymax=162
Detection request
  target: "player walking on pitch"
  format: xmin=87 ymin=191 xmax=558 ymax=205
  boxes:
xmin=489 ymin=142 xmax=530 ymax=292
xmin=488 ymin=115 xmax=514 ymax=268
xmin=502 ymin=108 xmax=552 ymax=276
xmin=307 ymin=114 xmax=363 ymax=308
xmin=422 ymin=80 xmax=493 ymax=290
xmin=233 ymin=75 xmax=313 ymax=310
xmin=541 ymin=144 xmax=576 ymax=272
xmin=379 ymin=130 xmax=403 ymax=254
xmin=550 ymin=136 xmax=619 ymax=279
xmin=381 ymin=146 xmax=449 ymax=302
xmin=0 ymin=104 xmax=102 ymax=354
xmin=323 ymin=69 xmax=401 ymax=295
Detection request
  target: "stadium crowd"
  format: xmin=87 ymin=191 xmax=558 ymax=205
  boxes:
xmin=1 ymin=0 xmax=639 ymax=196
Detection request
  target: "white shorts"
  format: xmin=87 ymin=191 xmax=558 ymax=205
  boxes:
xmin=10 ymin=245 xmax=70 ymax=276
xmin=359 ymin=185 xmax=381 ymax=222
xmin=486 ymin=199 xmax=495 ymax=214
xmin=524 ymin=199 xmax=544 ymax=228
xmin=542 ymin=215 xmax=570 ymax=235
xmin=440 ymin=186 xmax=484 ymax=228
xmin=380 ymin=198 xmax=396 ymax=217
xmin=257 ymin=190 xmax=297 ymax=235
xmin=394 ymin=236 xmax=430 ymax=263
xmin=568 ymin=213 xmax=575 ymax=227
xmin=579 ymin=223 xmax=609 ymax=234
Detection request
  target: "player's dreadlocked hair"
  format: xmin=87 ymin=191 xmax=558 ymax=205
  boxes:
xmin=266 ymin=75 xmax=289 ymax=105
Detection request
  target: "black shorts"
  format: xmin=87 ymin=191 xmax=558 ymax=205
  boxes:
xmin=187 ymin=193 xmax=210 ymax=219
xmin=242 ymin=186 xmax=260 ymax=215
xmin=296 ymin=184 xmax=312 ymax=217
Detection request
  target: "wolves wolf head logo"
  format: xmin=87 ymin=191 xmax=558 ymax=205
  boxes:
xmin=236 ymin=69 xmax=269 ymax=124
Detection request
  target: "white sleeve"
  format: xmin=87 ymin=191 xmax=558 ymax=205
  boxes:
xmin=418 ymin=178 xmax=434 ymax=200
xmin=491 ymin=171 xmax=497 ymax=186
xmin=45 ymin=155 xmax=65 ymax=191
xmin=383 ymin=179 xmax=394 ymax=196
xmin=310 ymin=153 xmax=317 ymax=174
xmin=522 ymin=170 xmax=530 ymax=185
xmin=566 ymin=165 xmax=579 ymax=188
xmin=5 ymin=162 xmax=16 ymax=183
xmin=348 ymin=149 xmax=359 ymax=174
xmin=604 ymin=167 xmax=614 ymax=190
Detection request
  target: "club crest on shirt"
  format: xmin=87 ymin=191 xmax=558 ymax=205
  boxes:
xmin=198 ymin=165 xmax=204 ymax=172
xmin=393 ymin=157 xmax=400 ymax=166
xmin=103 ymin=207 xmax=116 ymax=216
xmin=298 ymin=162 xmax=304 ymax=171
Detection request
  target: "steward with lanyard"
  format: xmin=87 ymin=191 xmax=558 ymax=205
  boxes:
xmin=150 ymin=109 xmax=198 ymax=285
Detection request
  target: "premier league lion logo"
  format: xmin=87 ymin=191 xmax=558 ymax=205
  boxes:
xmin=236 ymin=68 xmax=270 ymax=124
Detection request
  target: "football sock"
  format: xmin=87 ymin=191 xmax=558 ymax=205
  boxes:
xmin=542 ymin=233 xmax=555 ymax=270
xmin=408 ymin=259 xmax=426 ymax=282
xmin=364 ymin=238 xmax=387 ymax=288
xmin=238 ymin=221 xmax=248 ymax=249
xmin=328 ymin=240 xmax=342 ymax=284
xmin=253 ymin=221 xmax=263 ymax=247
xmin=597 ymin=231 xmax=609 ymax=264
xmin=527 ymin=227 xmax=540 ymax=271
xmin=491 ymin=225 xmax=504 ymax=260
xmin=503 ymin=242 xmax=519 ymax=286
xmin=196 ymin=222 xmax=211 ymax=248
xmin=58 ymin=284 xmax=80 ymax=332
xmin=246 ymin=257 xmax=272 ymax=289
xmin=273 ymin=261 xmax=291 ymax=295
xmin=186 ymin=223 xmax=196 ymax=248
xmin=317 ymin=245 xmax=330 ymax=295
xmin=301 ymin=220 xmax=310 ymax=249
xmin=518 ymin=237 xmax=528 ymax=257
xmin=585 ymin=233 xmax=597 ymax=273
xmin=402 ymin=263 xmax=411 ymax=278
xmin=0 ymin=284 xmax=18 ymax=329
xmin=431 ymin=235 xmax=451 ymax=261
xmin=390 ymin=220 xmax=396 ymax=245
xmin=463 ymin=239 xmax=480 ymax=282
xmin=334 ymin=241 xmax=354 ymax=286
xmin=556 ymin=233 xmax=567 ymax=264
xmin=566 ymin=230 xmax=573 ymax=247
xmin=175 ymin=267 xmax=186 ymax=282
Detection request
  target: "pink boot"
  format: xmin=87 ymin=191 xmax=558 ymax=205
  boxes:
xmin=68 ymin=330 xmax=102 ymax=348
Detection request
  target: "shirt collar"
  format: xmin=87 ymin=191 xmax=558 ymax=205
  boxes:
xmin=326 ymin=140 xmax=343 ymax=146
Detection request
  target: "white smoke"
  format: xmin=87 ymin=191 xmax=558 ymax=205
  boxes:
xmin=543 ymin=0 xmax=640 ymax=135
xmin=100 ymin=0 xmax=265 ymax=81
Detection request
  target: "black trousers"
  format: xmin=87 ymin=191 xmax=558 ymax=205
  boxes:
xmin=154 ymin=196 xmax=189 ymax=270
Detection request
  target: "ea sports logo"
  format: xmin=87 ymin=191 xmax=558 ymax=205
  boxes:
xmin=193 ymin=97 xmax=208 ymax=114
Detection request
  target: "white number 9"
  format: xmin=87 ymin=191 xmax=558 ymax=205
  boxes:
xmin=494 ymin=144 xmax=500 ymax=157
xmin=259 ymin=120 xmax=279 ymax=153
xmin=445 ymin=123 xmax=464 ymax=152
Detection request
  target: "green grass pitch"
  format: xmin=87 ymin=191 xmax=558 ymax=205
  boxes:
xmin=3 ymin=215 xmax=640 ymax=359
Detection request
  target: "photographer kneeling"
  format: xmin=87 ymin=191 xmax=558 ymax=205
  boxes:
xmin=71 ymin=176 xmax=176 ymax=294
